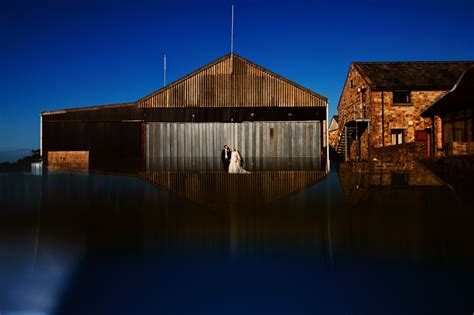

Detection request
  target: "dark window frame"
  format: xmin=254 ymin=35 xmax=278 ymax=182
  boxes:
xmin=442 ymin=109 xmax=473 ymax=146
xmin=392 ymin=90 xmax=411 ymax=105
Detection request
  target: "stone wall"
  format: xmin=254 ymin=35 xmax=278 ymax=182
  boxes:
xmin=370 ymin=90 xmax=445 ymax=149
xmin=47 ymin=151 xmax=89 ymax=170
xmin=372 ymin=142 xmax=429 ymax=161
xmin=337 ymin=65 xmax=372 ymax=160
xmin=337 ymin=64 xmax=371 ymax=126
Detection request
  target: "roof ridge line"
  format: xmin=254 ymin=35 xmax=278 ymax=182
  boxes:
xmin=233 ymin=54 xmax=327 ymax=101
xmin=137 ymin=53 xmax=327 ymax=105
xmin=42 ymin=102 xmax=137 ymax=115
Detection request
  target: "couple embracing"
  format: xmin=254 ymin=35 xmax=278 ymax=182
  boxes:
xmin=221 ymin=145 xmax=250 ymax=174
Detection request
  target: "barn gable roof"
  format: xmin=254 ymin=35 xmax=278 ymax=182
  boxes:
xmin=353 ymin=61 xmax=474 ymax=90
xmin=137 ymin=53 xmax=327 ymax=108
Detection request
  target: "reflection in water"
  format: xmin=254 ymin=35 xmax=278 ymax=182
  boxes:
xmin=0 ymin=164 xmax=473 ymax=314
xmin=139 ymin=171 xmax=327 ymax=209
xmin=146 ymin=157 xmax=323 ymax=172
xmin=338 ymin=161 xmax=445 ymax=205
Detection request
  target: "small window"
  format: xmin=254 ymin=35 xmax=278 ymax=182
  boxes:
xmin=393 ymin=90 xmax=411 ymax=104
xmin=391 ymin=129 xmax=404 ymax=145
xmin=350 ymin=79 xmax=354 ymax=88
xmin=453 ymin=120 xmax=466 ymax=142
xmin=443 ymin=122 xmax=453 ymax=146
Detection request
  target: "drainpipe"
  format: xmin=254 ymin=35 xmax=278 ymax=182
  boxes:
xmin=381 ymin=90 xmax=385 ymax=160
xmin=431 ymin=115 xmax=436 ymax=158
xmin=366 ymin=90 xmax=371 ymax=161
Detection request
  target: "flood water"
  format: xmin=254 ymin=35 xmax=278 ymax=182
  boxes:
xmin=1 ymin=162 xmax=473 ymax=315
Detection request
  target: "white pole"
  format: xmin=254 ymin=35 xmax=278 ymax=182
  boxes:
xmin=231 ymin=5 xmax=234 ymax=54
xmin=326 ymin=101 xmax=330 ymax=173
xmin=163 ymin=53 xmax=167 ymax=87
xmin=40 ymin=114 xmax=43 ymax=158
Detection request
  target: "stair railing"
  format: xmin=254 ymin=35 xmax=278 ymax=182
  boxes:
xmin=336 ymin=110 xmax=347 ymax=150
xmin=345 ymin=102 xmax=367 ymax=121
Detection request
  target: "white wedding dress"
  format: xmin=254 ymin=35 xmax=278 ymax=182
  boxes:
xmin=228 ymin=151 xmax=250 ymax=174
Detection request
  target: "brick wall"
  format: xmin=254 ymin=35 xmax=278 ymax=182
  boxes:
xmin=47 ymin=151 xmax=89 ymax=170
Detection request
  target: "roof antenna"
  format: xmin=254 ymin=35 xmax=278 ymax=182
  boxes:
xmin=230 ymin=5 xmax=234 ymax=74
xmin=163 ymin=52 xmax=167 ymax=87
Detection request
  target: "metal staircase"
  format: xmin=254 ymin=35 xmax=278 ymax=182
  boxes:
xmin=336 ymin=102 xmax=371 ymax=162
xmin=336 ymin=125 xmax=356 ymax=162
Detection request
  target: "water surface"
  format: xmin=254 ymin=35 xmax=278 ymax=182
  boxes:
xmin=0 ymin=165 xmax=473 ymax=315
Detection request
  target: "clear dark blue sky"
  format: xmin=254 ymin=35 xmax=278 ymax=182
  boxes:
xmin=1 ymin=0 xmax=473 ymax=152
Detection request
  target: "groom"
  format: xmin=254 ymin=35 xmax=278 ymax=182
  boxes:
xmin=221 ymin=144 xmax=231 ymax=172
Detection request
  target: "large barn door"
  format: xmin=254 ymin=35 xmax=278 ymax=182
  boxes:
xmin=146 ymin=121 xmax=321 ymax=171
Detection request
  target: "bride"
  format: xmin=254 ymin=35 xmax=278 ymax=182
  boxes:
xmin=228 ymin=147 xmax=250 ymax=174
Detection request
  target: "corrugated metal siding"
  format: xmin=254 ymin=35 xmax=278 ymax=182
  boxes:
xmin=138 ymin=54 xmax=327 ymax=108
xmin=145 ymin=121 xmax=321 ymax=171
xmin=147 ymin=121 xmax=320 ymax=158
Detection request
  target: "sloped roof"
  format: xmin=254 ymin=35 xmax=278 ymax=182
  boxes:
xmin=138 ymin=53 xmax=327 ymax=108
xmin=421 ymin=69 xmax=474 ymax=117
xmin=354 ymin=61 xmax=474 ymax=90
xmin=41 ymin=102 xmax=137 ymax=116
xmin=328 ymin=115 xmax=339 ymax=131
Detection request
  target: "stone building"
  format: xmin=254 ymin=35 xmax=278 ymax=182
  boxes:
xmin=328 ymin=115 xmax=339 ymax=149
xmin=335 ymin=61 xmax=474 ymax=161
xmin=422 ymin=69 xmax=474 ymax=156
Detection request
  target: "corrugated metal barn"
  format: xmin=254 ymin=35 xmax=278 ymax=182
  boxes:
xmin=41 ymin=53 xmax=328 ymax=171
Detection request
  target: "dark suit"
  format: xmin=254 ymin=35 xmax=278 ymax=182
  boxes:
xmin=221 ymin=149 xmax=231 ymax=172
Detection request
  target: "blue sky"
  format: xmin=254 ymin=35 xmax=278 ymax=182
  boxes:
xmin=1 ymin=0 xmax=473 ymax=152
